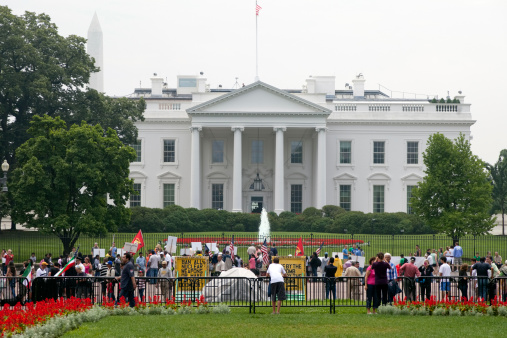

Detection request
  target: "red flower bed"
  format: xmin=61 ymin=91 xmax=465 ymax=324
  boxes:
xmin=0 ymin=298 xmax=93 ymax=336
xmin=174 ymin=237 xmax=363 ymax=246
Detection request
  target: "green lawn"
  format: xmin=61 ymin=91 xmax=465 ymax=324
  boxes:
xmin=2 ymin=230 xmax=504 ymax=265
xmin=64 ymin=307 xmax=506 ymax=337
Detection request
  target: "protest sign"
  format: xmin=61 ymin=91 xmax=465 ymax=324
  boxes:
xmin=175 ymin=256 xmax=209 ymax=290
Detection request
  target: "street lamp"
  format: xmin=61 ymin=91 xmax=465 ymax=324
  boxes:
xmin=1 ymin=160 xmax=8 ymax=192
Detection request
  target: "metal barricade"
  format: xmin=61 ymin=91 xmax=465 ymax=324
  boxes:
xmin=0 ymin=276 xmax=30 ymax=305
xmin=6 ymin=275 xmax=506 ymax=313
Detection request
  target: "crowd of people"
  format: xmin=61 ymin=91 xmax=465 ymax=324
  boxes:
xmin=2 ymin=241 xmax=507 ymax=311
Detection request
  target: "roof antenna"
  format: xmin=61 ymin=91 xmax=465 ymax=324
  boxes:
xmin=233 ymin=77 xmax=240 ymax=89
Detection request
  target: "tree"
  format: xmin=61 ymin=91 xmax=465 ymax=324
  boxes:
xmin=411 ymin=133 xmax=494 ymax=238
xmin=0 ymin=6 xmax=145 ymax=228
xmin=9 ymin=115 xmax=135 ymax=254
xmin=0 ymin=6 xmax=145 ymax=166
xmin=487 ymin=149 xmax=507 ymax=236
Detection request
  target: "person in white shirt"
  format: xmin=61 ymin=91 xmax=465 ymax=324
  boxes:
xmin=439 ymin=257 xmax=452 ymax=298
xmin=215 ymin=254 xmax=225 ymax=275
xmin=74 ymin=257 xmax=85 ymax=274
xmin=266 ymin=257 xmax=288 ymax=314
xmin=36 ymin=262 xmax=48 ymax=277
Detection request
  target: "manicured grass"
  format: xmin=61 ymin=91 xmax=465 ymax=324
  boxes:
xmin=64 ymin=307 xmax=506 ymax=337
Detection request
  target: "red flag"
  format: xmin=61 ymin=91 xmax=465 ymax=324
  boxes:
xmin=131 ymin=230 xmax=145 ymax=253
xmin=295 ymin=237 xmax=305 ymax=256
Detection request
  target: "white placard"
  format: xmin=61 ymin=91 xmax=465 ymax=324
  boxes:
xmin=180 ymin=248 xmax=192 ymax=256
xmin=124 ymin=242 xmax=138 ymax=254
xmin=351 ymin=255 xmax=365 ymax=268
xmin=116 ymin=248 xmax=125 ymax=257
xmin=93 ymin=249 xmax=106 ymax=258
xmin=206 ymin=243 xmax=219 ymax=254
xmin=165 ymin=236 xmax=178 ymax=254
xmin=191 ymin=242 xmax=203 ymax=252
xmin=390 ymin=256 xmax=426 ymax=268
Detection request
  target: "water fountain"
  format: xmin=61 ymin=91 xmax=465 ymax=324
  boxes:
xmin=258 ymin=208 xmax=271 ymax=243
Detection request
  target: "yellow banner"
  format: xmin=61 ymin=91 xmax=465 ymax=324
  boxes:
xmin=175 ymin=257 xmax=209 ymax=290
xmin=274 ymin=256 xmax=306 ymax=292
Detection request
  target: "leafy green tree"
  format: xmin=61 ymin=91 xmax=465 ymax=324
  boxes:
xmin=0 ymin=6 xmax=145 ymax=166
xmin=411 ymin=133 xmax=494 ymax=238
xmin=0 ymin=6 xmax=95 ymax=166
xmin=487 ymin=149 xmax=507 ymax=236
xmin=9 ymin=115 xmax=135 ymax=254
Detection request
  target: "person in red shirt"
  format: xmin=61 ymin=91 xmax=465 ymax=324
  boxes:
xmin=399 ymin=257 xmax=421 ymax=301
xmin=5 ymin=249 xmax=14 ymax=267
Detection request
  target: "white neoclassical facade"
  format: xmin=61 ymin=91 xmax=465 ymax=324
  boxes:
xmin=127 ymin=74 xmax=473 ymax=215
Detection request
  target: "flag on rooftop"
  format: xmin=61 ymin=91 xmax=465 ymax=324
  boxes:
xmin=256 ymin=3 xmax=262 ymax=16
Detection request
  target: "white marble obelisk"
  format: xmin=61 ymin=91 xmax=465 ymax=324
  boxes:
xmin=87 ymin=12 xmax=104 ymax=92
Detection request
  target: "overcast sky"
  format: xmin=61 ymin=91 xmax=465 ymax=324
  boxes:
xmin=4 ymin=0 xmax=507 ymax=164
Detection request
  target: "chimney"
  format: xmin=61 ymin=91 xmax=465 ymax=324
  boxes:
xmin=352 ymin=74 xmax=365 ymax=99
xmin=151 ymin=74 xmax=163 ymax=96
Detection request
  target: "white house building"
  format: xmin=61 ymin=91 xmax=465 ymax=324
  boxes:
xmin=127 ymin=74 xmax=473 ymax=215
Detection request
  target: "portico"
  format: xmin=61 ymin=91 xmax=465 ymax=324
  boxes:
xmin=186 ymin=81 xmax=331 ymax=214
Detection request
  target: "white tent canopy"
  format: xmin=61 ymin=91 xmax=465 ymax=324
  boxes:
xmin=201 ymin=268 xmax=269 ymax=302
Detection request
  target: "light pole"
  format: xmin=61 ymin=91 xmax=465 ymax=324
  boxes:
xmin=1 ymin=160 xmax=9 ymax=232
xmin=1 ymin=160 xmax=8 ymax=192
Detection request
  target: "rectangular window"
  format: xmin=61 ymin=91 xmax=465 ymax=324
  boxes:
xmin=211 ymin=184 xmax=224 ymax=210
xmin=373 ymin=185 xmax=385 ymax=213
xmin=290 ymin=184 xmax=303 ymax=213
xmin=131 ymin=140 xmax=142 ymax=162
xmin=373 ymin=141 xmax=385 ymax=164
xmin=251 ymin=140 xmax=264 ymax=164
xmin=212 ymin=140 xmax=224 ymax=163
xmin=163 ymin=184 xmax=175 ymax=207
xmin=407 ymin=185 xmax=415 ymax=214
xmin=163 ymin=139 xmax=175 ymax=163
xmin=178 ymin=78 xmax=197 ymax=87
xmin=407 ymin=141 xmax=419 ymax=164
xmin=130 ymin=183 xmax=141 ymax=207
xmin=339 ymin=185 xmax=351 ymax=211
xmin=291 ymin=141 xmax=303 ymax=164
xmin=340 ymin=141 xmax=352 ymax=164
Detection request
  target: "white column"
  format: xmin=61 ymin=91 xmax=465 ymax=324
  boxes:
xmin=232 ymin=127 xmax=244 ymax=212
xmin=190 ymin=126 xmax=202 ymax=209
xmin=316 ymin=127 xmax=327 ymax=209
xmin=274 ymin=127 xmax=286 ymax=214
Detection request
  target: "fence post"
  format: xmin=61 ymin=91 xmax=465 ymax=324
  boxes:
xmin=310 ymin=233 xmax=313 ymax=253
xmin=391 ymin=234 xmax=394 ymax=255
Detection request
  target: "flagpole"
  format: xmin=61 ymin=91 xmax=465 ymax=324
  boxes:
xmin=255 ymin=0 xmax=259 ymax=81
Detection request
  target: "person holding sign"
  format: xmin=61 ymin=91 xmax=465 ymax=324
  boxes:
xmin=266 ymin=257 xmax=288 ymax=314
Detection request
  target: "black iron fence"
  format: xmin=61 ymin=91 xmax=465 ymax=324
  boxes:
xmin=2 ymin=275 xmax=506 ymax=313
xmin=1 ymin=232 xmax=506 ymax=265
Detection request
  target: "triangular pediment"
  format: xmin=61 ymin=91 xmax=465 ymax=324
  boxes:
xmin=187 ymin=81 xmax=331 ymax=116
